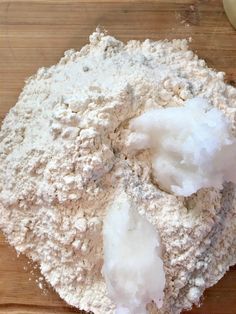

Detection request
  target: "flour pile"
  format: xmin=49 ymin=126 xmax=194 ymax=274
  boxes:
xmin=1 ymin=30 xmax=236 ymax=314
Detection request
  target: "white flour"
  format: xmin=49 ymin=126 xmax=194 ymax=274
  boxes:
xmin=0 ymin=29 xmax=236 ymax=314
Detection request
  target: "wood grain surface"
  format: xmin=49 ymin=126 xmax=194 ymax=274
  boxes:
xmin=0 ymin=0 xmax=236 ymax=313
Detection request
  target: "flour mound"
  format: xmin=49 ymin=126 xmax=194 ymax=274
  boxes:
xmin=0 ymin=30 xmax=236 ymax=314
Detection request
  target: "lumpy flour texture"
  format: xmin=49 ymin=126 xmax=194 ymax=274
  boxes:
xmin=1 ymin=30 xmax=236 ymax=314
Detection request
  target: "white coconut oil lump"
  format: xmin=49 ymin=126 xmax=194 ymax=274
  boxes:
xmin=129 ymin=97 xmax=236 ymax=196
xmin=0 ymin=29 xmax=236 ymax=314
xmin=102 ymin=191 xmax=165 ymax=314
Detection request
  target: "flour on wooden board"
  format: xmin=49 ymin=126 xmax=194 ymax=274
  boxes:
xmin=0 ymin=30 xmax=236 ymax=314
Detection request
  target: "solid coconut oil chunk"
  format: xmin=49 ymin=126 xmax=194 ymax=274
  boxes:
xmin=129 ymin=97 xmax=236 ymax=196
xmin=102 ymin=191 xmax=165 ymax=314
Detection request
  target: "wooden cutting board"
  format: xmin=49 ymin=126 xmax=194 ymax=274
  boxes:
xmin=0 ymin=1 xmax=236 ymax=313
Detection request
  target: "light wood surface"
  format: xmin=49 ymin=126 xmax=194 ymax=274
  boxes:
xmin=0 ymin=0 xmax=236 ymax=313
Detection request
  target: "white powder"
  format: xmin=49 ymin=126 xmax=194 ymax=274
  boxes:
xmin=0 ymin=29 xmax=236 ymax=314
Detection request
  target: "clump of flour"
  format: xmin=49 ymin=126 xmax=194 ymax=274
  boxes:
xmin=129 ymin=97 xmax=236 ymax=196
xmin=0 ymin=29 xmax=236 ymax=314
